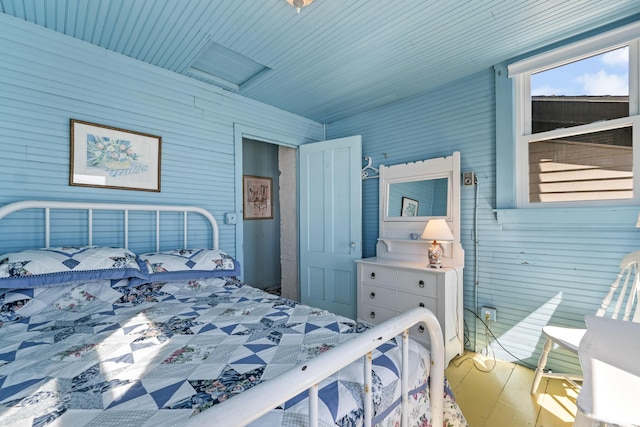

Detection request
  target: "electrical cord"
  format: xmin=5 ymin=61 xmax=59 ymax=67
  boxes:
xmin=450 ymin=314 xmax=496 ymax=372
xmin=463 ymin=318 xmax=471 ymax=348
xmin=449 ymin=349 xmax=496 ymax=372
xmin=464 ymin=307 xmax=538 ymax=370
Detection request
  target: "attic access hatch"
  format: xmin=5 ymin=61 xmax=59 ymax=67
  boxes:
xmin=185 ymin=42 xmax=271 ymax=92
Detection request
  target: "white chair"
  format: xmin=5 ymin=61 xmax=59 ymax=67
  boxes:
xmin=573 ymin=315 xmax=640 ymax=427
xmin=530 ymin=250 xmax=640 ymax=395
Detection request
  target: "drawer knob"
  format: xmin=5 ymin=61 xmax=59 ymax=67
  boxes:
xmin=418 ymin=325 xmax=425 ymax=333
xmin=419 ymin=302 xmax=425 ymax=307
xmin=370 ymin=292 xmax=376 ymax=299
xmin=370 ymin=311 xmax=376 ymax=319
xmin=418 ymin=280 xmax=425 ymax=288
xmin=370 ymin=272 xmax=376 ymax=279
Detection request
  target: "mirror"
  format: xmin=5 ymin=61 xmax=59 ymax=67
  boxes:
xmin=387 ymin=177 xmax=448 ymax=217
xmin=377 ymin=153 xmax=461 ymax=262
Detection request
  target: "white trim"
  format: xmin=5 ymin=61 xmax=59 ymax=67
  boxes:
xmin=508 ymin=20 xmax=640 ymax=77
xmin=512 ymin=23 xmax=640 ymax=208
xmin=232 ymin=123 xmax=305 ymax=280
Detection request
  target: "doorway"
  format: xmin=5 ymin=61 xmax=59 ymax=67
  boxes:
xmin=242 ymin=138 xmax=298 ymax=300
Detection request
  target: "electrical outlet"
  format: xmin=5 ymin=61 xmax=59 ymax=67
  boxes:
xmin=463 ymin=171 xmax=475 ymax=186
xmin=224 ymin=212 xmax=238 ymax=225
xmin=481 ymin=306 xmax=497 ymax=322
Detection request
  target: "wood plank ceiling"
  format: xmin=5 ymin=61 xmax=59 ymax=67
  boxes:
xmin=2 ymin=0 xmax=640 ymax=123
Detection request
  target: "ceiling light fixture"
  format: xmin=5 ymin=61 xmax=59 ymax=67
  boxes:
xmin=286 ymin=0 xmax=314 ymax=13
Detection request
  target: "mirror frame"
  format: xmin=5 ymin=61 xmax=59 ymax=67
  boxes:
xmin=378 ymin=152 xmax=461 ymax=243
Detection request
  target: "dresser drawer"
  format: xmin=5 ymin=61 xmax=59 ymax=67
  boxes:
xmin=360 ymin=264 xmax=438 ymax=297
xmin=409 ymin=323 xmax=431 ymax=348
xmin=359 ymin=301 xmax=433 ymax=349
xmin=359 ymin=302 xmax=397 ymax=325
xmin=363 ymin=284 xmax=438 ymax=314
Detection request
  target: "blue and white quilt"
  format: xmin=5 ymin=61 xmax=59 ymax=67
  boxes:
xmin=0 ymin=277 xmax=467 ymax=426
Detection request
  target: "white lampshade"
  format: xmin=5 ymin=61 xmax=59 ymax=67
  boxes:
xmin=420 ymin=219 xmax=454 ymax=242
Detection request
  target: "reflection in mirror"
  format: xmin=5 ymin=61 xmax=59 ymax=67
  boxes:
xmin=387 ymin=177 xmax=448 ymax=217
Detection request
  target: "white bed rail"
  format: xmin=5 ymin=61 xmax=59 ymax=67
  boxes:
xmin=186 ymin=307 xmax=445 ymax=427
xmin=0 ymin=200 xmax=219 ymax=250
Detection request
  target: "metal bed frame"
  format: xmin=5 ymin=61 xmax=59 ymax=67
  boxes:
xmin=0 ymin=200 xmax=444 ymax=427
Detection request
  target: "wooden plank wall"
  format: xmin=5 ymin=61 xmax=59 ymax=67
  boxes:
xmin=327 ymin=70 xmax=640 ymax=374
xmin=0 ymin=14 xmax=323 ymax=256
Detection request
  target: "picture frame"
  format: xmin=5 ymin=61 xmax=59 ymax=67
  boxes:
xmin=243 ymin=175 xmax=273 ymax=220
xmin=70 ymin=119 xmax=161 ymax=192
xmin=401 ymin=196 xmax=419 ymax=216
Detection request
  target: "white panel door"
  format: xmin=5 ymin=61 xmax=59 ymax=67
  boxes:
xmin=299 ymin=136 xmax=362 ymax=319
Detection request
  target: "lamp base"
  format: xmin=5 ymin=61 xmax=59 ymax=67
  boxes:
xmin=428 ymin=241 xmax=444 ymax=268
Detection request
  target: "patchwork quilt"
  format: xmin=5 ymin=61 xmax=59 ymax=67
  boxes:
xmin=0 ymin=277 xmax=468 ymax=426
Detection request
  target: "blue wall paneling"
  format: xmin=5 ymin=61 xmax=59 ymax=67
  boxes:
xmin=327 ymin=68 xmax=640 ymax=375
xmin=3 ymin=11 xmax=640 ymax=376
xmin=0 ymin=13 xmax=322 ymax=258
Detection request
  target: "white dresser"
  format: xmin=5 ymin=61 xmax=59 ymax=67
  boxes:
xmin=360 ymin=152 xmax=464 ymax=366
xmin=356 ymin=257 xmax=463 ymax=365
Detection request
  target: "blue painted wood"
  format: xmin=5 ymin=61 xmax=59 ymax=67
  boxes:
xmin=327 ymin=69 xmax=640 ymax=375
xmin=494 ymin=63 xmax=517 ymax=209
xmin=0 ymin=15 xmax=323 ymax=258
xmin=3 ymin=7 xmax=640 ymax=379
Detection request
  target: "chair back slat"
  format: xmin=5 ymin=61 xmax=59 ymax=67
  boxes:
xmin=613 ymin=268 xmax=631 ymax=320
xmin=597 ymin=271 xmax=622 ymax=317
xmin=598 ymin=251 xmax=640 ymax=322
xmin=621 ymin=266 xmax=637 ymax=321
xmin=631 ymin=272 xmax=640 ymax=322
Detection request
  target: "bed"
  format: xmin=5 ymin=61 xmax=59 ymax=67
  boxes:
xmin=0 ymin=200 xmax=467 ymax=427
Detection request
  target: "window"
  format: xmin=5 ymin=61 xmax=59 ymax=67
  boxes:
xmin=509 ymin=24 xmax=640 ymax=207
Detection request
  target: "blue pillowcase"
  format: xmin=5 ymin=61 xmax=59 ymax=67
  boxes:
xmin=0 ymin=246 xmax=147 ymax=289
xmin=129 ymin=248 xmax=240 ymax=286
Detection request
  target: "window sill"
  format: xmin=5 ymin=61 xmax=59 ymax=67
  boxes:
xmin=494 ymin=206 xmax=640 ymax=230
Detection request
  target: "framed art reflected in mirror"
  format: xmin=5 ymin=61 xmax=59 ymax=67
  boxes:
xmin=401 ymin=197 xmax=419 ymax=216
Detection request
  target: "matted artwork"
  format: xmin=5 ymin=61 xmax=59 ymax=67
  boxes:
xmin=401 ymin=197 xmax=419 ymax=216
xmin=70 ymin=119 xmax=161 ymax=192
xmin=243 ymin=175 xmax=273 ymax=219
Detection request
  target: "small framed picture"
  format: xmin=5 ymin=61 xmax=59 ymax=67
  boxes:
xmin=401 ymin=197 xmax=419 ymax=216
xmin=243 ymin=175 xmax=273 ymax=220
xmin=70 ymin=119 xmax=161 ymax=192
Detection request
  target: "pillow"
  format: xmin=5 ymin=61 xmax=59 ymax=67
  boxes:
xmin=131 ymin=248 xmax=240 ymax=285
xmin=0 ymin=246 xmax=147 ymax=289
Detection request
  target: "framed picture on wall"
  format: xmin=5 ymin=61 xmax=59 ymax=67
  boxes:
xmin=243 ymin=175 xmax=273 ymax=220
xmin=401 ymin=197 xmax=419 ymax=216
xmin=70 ymin=119 xmax=161 ymax=192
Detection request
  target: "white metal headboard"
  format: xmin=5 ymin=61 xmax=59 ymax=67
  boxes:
xmin=0 ymin=200 xmax=219 ymax=250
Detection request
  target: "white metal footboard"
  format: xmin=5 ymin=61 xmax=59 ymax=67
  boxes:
xmin=186 ymin=307 xmax=445 ymax=427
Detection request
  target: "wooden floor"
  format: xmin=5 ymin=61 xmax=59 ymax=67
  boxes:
xmin=445 ymin=352 xmax=579 ymax=427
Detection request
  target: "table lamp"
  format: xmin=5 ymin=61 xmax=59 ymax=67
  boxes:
xmin=420 ymin=218 xmax=454 ymax=268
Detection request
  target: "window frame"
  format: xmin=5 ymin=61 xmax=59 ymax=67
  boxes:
xmin=509 ymin=24 xmax=640 ymax=208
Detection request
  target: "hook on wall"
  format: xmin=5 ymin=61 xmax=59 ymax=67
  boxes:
xmin=361 ymin=156 xmax=379 ymax=180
